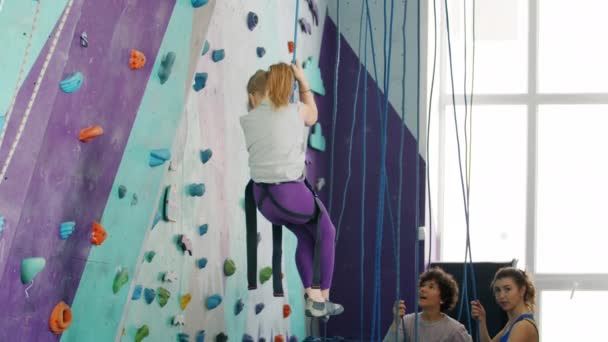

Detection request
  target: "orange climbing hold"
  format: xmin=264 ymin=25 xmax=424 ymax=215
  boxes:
xmin=181 ymin=293 xmax=192 ymax=310
xmin=129 ymin=49 xmax=146 ymax=70
xmin=274 ymin=335 xmax=284 ymax=342
xmin=78 ymin=125 xmax=103 ymax=142
xmin=91 ymin=221 xmax=107 ymax=245
xmin=283 ymin=304 xmax=291 ymax=318
xmin=288 ymin=41 xmax=295 ymax=53
xmin=49 ymin=301 xmax=72 ymax=335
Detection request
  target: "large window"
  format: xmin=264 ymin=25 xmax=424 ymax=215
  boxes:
xmin=428 ymin=0 xmax=608 ymax=339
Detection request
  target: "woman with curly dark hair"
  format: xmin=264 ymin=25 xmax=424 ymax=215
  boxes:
xmin=383 ymin=267 xmax=472 ymax=341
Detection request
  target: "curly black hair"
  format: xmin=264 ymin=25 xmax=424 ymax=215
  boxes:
xmin=419 ymin=267 xmax=459 ymax=312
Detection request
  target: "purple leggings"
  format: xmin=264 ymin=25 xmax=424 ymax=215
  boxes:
xmin=253 ymin=180 xmax=335 ymax=290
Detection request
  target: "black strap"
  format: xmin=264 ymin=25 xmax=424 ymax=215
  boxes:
xmin=272 ymin=224 xmax=283 ymax=296
xmin=245 ymin=180 xmax=258 ymax=290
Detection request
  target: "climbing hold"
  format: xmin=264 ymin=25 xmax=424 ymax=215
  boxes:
xmin=259 ymin=266 xmax=272 ymax=284
xmin=49 ymin=301 xmax=72 ymax=335
xmin=145 ymin=251 xmax=156 ymax=263
xmin=306 ymin=0 xmax=319 ymax=26
xmin=118 ymin=185 xmax=127 ymax=199
xmin=216 ymin=333 xmax=228 ymax=342
xmin=132 ymin=285 xmax=143 ymax=300
xmin=199 ymin=224 xmax=208 ymax=236
xmin=192 ymin=0 xmax=209 ymax=8
xmin=299 ymin=17 xmax=312 ymax=34
xmin=224 ymin=259 xmax=236 ymax=276
xmin=303 ymin=57 xmax=326 ymax=95
xmin=288 ymin=41 xmax=295 ymax=53
xmin=193 ymin=72 xmax=208 ymax=92
xmin=135 ymin=325 xmax=149 ymax=342
xmin=189 ymin=183 xmax=205 ymax=197
xmin=157 ymin=287 xmax=171 ymax=307
xmin=256 ymin=47 xmax=266 ymax=58
xmin=288 ymin=337 xmax=298 ymax=342
xmin=163 ymin=270 xmax=178 ymax=283
xmin=60 ymin=72 xmax=83 ymax=93
xmin=181 ymin=293 xmax=192 ymax=310
xmin=202 ymin=41 xmax=210 ymax=56
xmin=80 ymin=32 xmax=88 ymax=47
xmin=173 ymin=314 xmax=185 ymax=326
xmin=308 ymin=123 xmax=326 ymax=151
xmin=158 ymin=51 xmax=176 ymax=84
xmin=21 ymin=257 xmax=46 ymax=284
xmin=197 ymin=258 xmax=208 ymax=269
xmin=151 ymin=210 xmax=162 ymax=229
xmin=144 ymin=288 xmax=156 ymax=304
xmin=243 ymin=334 xmax=254 ymax=342
xmin=283 ymin=304 xmax=292 ymax=318
xmin=163 ymin=185 xmax=178 ymax=222
xmin=315 ymin=178 xmax=326 ymax=191
xmin=259 ymin=339 xmax=267 ymax=342
xmin=206 ymin=294 xmax=222 ymax=310
xmin=200 ymin=149 xmax=213 ymax=164
xmin=169 ymin=160 xmax=180 ymax=171
xmin=254 ymin=303 xmax=264 ymax=315
xmin=91 ymin=221 xmax=107 ymax=245
xmin=197 ymin=330 xmax=206 ymax=342
xmin=129 ymin=49 xmax=146 ymax=70
xmin=257 ymin=232 xmax=261 ymax=245
xmin=0 ymin=216 xmax=4 ymax=236
xmin=131 ymin=193 xmax=138 ymax=206
xmin=247 ymin=12 xmax=258 ymax=31
xmin=113 ymin=268 xmax=129 ymax=294
xmin=78 ymin=125 xmax=103 ymax=142
xmin=59 ymin=221 xmax=75 ymax=240
xmin=212 ymin=49 xmax=225 ymax=62
xmin=235 ymin=298 xmax=244 ymax=315
xmin=178 ymin=333 xmax=190 ymax=342
xmin=274 ymin=335 xmax=284 ymax=342
xmin=149 ymin=148 xmax=171 ymax=167
xmin=178 ymin=235 xmax=193 ymax=256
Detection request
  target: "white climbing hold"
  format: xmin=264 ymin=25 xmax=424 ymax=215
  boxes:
xmin=172 ymin=314 xmax=185 ymax=326
xmin=163 ymin=271 xmax=178 ymax=283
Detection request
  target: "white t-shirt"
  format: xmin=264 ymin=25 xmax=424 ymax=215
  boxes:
xmin=383 ymin=313 xmax=473 ymax=342
xmin=240 ymin=100 xmax=309 ymax=183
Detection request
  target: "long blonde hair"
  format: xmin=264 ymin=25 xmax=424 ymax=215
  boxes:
xmin=266 ymin=63 xmax=294 ymax=108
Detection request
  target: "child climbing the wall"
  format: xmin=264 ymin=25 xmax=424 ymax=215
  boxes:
xmin=241 ymin=62 xmax=343 ymax=319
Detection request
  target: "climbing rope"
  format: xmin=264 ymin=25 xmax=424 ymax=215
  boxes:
xmin=426 ymin=0 xmax=438 ymax=269
xmin=359 ymin=5 xmax=369 ymax=340
xmin=328 ymin=0 xmax=340 ymax=214
xmin=0 ymin=0 xmax=76 ymax=185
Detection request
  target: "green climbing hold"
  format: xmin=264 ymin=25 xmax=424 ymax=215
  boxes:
xmin=259 ymin=266 xmax=272 ymax=284
xmin=113 ymin=268 xmax=129 ymax=294
xmin=308 ymin=123 xmax=326 ymax=151
xmin=135 ymin=324 xmax=149 ymax=342
xmin=20 ymin=257 xmax=46 ymax=284
xmin=223 ymin=259 xmax=236 ymax=276
xmin=145 ymin=251 xmax=156 ymax=263
xmin=157 ymin=287 xmax=171 ymax=307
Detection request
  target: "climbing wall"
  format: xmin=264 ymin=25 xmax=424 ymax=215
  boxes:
xmin=0 ymin=0 xmax=329 ymax=341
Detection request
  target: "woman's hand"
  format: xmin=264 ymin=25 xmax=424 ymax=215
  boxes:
xmin=393 ymin=300 xmax=406 ymax=322
xmin=291 ymin=60 xmax=306 ymax=82
xmin=471 ymin=300 xmax=487 ymax=322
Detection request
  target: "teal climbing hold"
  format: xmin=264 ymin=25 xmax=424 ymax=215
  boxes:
xmin=144 ymin=288 xmax=156 ymax=304
xmin=151 ymin=210 xmax=162 ymax=230
xmin=199 ymin=224 xmax=208 ymax=236
xmin=112 ymin=268 xmax=129 ymax=294
xmin=192 ymin=0 xmax=209 ymax=8
xmin=158 ymin=51 xmax=176 ymax=84
xmin=197 ymin=258 xmax=208 ymax=269
xmin=197 ymin=330 xmax=206 ymax=342
xmin=118 ymin=185 xmax=127 ymax=198
xmin=206 ymin=294 xmax=222 ymax=310
xmin=131 ymin=193 xmax=138 ymax=206
xmin=0 ymin=216 xmax=4 ymax=236
xmin=149 ymin=148 xmax=171 ymax=167
xmin=178 ymin=333 xmax=190 ymax=342
xmin=211 ymin=49 xmax=225 ymax=62
xmin=303 ymin=57 xmax=325 ymax=95
xmin=60 ymin=72 xmax=83 ymax=93
xmin=223 ymin=259 xmax=236 ymax=276
xmin=59 ymin=221 xmax=75 ymax=240
xmin=200 ymin=149 xmax=213 ymax=164
xmin=193 ymin=73 xmax=208 ymax=92
xmin=308 ymin=123 xmax=326 ymax=151
xmin=243 ymin=334 xmax=254 ymax=342
xmin=202 ymin=41 xmax=210 ymax=56
xmin=132 ymin=284 xmax=143 ymax=300
xmin=189 ymin=183 xmax=205 ymax=197
xmin=20 ymin=257 xmax=46 ymax=284
xmin=145 ymin=251 xmax=156 ymax=263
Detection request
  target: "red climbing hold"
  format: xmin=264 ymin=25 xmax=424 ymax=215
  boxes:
xmin=91 ymin=221 xmax=107 ymax=245
xmin=129 ymin=49 xmax=146 ymax=70
xmin=288 ymin=41 xmax=295 ymax=53
xmin=275 ymin=335 xmax=285 ymax=342
xmin=79 ymin=125 xmax=103 ymax=142
xmin=283 ymin=304 xmax=291 ymax=318
xmin=49 ymin=301 xmax=72 ymax=335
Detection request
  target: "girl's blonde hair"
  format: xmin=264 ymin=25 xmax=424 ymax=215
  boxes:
xmin=247 ymin=69 xmax=268 ymax=96
xmin=267 ymin=63 xmax=294 ymax=108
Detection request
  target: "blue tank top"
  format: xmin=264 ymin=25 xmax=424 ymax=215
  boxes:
xmin=499 ymin=313 xmax=537 ymax=342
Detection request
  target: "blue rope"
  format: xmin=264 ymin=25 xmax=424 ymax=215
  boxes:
xmin=328 ymin=0 xmax=341 ymax=214
xmin=290 ymin=0 xmax=300 ymax=103
xmin=426 ymin=0 xmax=438 ymax=270
xmin=413 ymin=0 xmax=422 ymax=340
xmin=359 ymin=6 xmax=369 ymax=340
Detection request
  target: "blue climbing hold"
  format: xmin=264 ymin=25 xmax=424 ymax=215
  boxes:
xmin=158 ymin=51 xmax=176 ymax=85
xmin=193 ymin=72 xmax=208 ymax=92
xmin=247 ymin=12 xmax=258 ymax=31
xmin=308 ymin=123 xmax=326 ymax=151
xmin=132 ymin=284 xmax=143 ymax=300
xmin=144 ymin=288 xmax=156 ymax=304
xmin=199 ymin=224 xmax=208 ymax=236
xmin=189 ymin=183 xmax=205 ymax=197
xmin=202 ymin=41 xmax=210 ymax=56
xmin=211 ymin=49 xmax=225 ymax=63
xmin=60 ymin=72 xmax=83 ymax=93
xmin=235 ymin=298 xmax=244 ymax=315
xmin=288 ymin=337 xmax=298 ymax=342
xmin=151 ymin=210 xmax=162 ymax=230
xmin=59 ymin=221 xmax=75 ymax=240
xmin=200 ymin=149 xmax=213 ymax=164
xmin=243 ymin=334 xmax=254 ymax=342
xmin=197 ymin=258 xmax=208 ymax=269
xmin=149 ymin=148 xmax=171 ymax=167
xmin=178 ymin=333 xmax=190 ymax=342
xmin=256 ymin=47 xmax=266 ymax=58
xmin=255 ymin=303 xmax=264 ymax=315
xmin=259 ymin=338 xmax=266 ymax=342
xmin=191 ymin=0 xmax=209 ymax=8
xmin=196 ymin=331 xmax=206 ymax=342
xmin=0 ymin=216 xmax=4 ymax=236
xmin=206 ymin=294 xmax=222 ymax=310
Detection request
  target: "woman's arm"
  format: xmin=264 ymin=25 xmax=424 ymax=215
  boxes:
xmin=291 ymin=61 xmax=318 ymax=126
xmin=506 ymin=321 xmax=539 ymax=342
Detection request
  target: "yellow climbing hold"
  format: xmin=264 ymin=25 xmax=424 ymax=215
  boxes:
xmin=181 ymin=293 xmax=192 ymax=310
